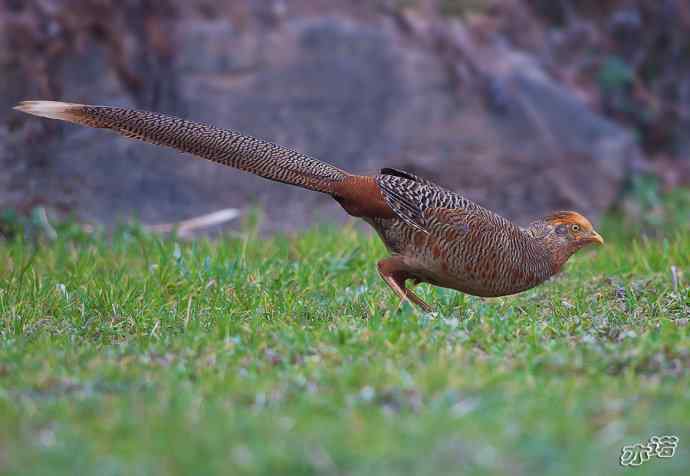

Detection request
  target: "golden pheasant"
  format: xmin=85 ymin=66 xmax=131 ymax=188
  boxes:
xmin=14 ymin=100 xmax=604 ymax=311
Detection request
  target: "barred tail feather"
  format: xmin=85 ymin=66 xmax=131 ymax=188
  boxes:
xmin=14 ymin=100 xmax=349 ymax=194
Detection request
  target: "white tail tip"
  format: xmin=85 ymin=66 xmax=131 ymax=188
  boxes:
xmin=13 ymin=100 xmax=85 ymax=122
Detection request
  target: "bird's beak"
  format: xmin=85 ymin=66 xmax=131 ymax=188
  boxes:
xmin=588 ymin=230 xmax=604 ymax=245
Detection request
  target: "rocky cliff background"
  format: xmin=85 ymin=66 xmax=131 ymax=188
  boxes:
xmin=2 ymin=0 xmax=688 ymax=232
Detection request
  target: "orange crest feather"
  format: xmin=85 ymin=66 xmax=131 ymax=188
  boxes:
xmin=543 ymin=211 xmax=594 ymax=231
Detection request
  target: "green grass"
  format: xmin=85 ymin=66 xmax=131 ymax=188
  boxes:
xmin=0 ymin=213 xmax=688 ymax=475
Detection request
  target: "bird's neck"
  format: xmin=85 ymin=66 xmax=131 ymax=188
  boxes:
xmin=523 ymin=223 xmax=571 ymax=277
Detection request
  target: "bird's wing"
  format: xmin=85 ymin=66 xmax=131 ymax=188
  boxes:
xmin=409 ymin=207 xmax=474 ymax=243
xmin=378 ymin=168 xmax=440 ymax=188
xmin=375 ymin=170 xmax=472 ymax=233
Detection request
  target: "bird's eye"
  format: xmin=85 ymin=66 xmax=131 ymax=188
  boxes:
xmin=571 ymin=224 xmax=581 ymax=233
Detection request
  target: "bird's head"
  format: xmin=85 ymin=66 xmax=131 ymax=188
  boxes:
xmin=528 ymin=211 xmax=604 ymax=270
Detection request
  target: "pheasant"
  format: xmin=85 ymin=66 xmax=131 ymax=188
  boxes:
xmin=14 ymin=100 xmax=604 ymax=312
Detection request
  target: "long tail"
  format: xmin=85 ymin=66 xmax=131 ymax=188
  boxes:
xmin=14 ymin=100 xmax=350 ymax=194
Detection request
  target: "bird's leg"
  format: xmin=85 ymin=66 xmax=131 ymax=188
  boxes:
xmin=402 ymin=286 xmax=433 ymax=313
xmin=377 ymin=257 xmax=433 ymax=312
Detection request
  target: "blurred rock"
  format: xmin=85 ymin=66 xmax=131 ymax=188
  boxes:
xmin=1 ymin=1 xmax=638 ymax=232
